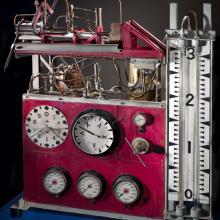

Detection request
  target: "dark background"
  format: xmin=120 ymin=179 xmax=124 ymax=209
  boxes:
xmin=0 ymin=0 xmax=219 ymax=217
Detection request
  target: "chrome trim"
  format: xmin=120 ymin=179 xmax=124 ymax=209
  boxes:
xmin=23 ymin=94 xmax=166 ymax=109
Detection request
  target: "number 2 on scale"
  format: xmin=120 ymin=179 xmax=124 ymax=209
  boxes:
xmin=186 ymin=94 xmax=194 ymax=106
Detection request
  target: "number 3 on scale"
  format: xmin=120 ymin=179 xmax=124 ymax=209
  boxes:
xmin=185 ymin=47 xmax=195 ymax=60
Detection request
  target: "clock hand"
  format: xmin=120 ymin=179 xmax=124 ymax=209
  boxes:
xmin=51 ymin=127 xmax=67 ymax=131
xmin=30 ymin=127 xmax=49 ymax=138
xmin=78 ymin=126 xmax=101 ymax=138
xmin=78 ymin=126 xmax=107 ymax=139
xmin=48 ymin=127 xmax=63 ymax=140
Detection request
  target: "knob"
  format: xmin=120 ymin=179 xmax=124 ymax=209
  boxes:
xmin=132 ymin=138 xmax=150 ymax=154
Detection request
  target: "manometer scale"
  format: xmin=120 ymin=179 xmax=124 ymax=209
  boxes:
xmin=166 ymin=23 xmax=214 ymax=218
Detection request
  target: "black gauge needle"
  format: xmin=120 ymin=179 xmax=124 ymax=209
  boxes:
xmin=78 ymin=126 xmax=102 ymax=138
xmin=81 ymin=184 xmax=93 ymax=193
xmin=78 ymin=126 xmax=97 ymax=136
xmin=119 ymin=193 xmax=124 ymax=197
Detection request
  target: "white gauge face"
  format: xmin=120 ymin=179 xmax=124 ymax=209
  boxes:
xmin=25 ymin=105 xmax=68 ymax=148
xmin=72 ymin=111 xmax=116 ymax=155
xmin=43 ymin=169 xmax=68 ymax=195
xmin=78 ymin=172 xmax=103 ymax=200
xmin=133 ymin=113 xmax=147 ymax=127
xmin=114 ymin=176 xmax=142 ymax=205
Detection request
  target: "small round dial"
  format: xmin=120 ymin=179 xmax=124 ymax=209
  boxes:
xmin=72 ymin=109 xmax=120 ymax=155
xmin=77 ymin=171 xmax=105 ymax=200
xmin=113 ymin=175 xmax=143 ymax=205
xmin=25 ymin=105 xmax=68 ymax=148
xmin=133 ymin=113 xmax=147 ymax=127
xmin=43 ymin=167 xmax=70 ymax=196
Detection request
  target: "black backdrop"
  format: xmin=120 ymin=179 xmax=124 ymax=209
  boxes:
xmin=0 ymin=0 xmax=219 ymax=216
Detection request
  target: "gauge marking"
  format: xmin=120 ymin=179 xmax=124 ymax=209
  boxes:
xmin=72 ymin=109 xmax=120 ymax=155
xmin=43 ymin=168 xmax=70 ymax=196
xmin=113 ymin=175 xmax=143 ymax=205
xmin=77 ymin=171 xmax=105 ymax=200
xmin=25 ymin=105 xmax=68 ymax=148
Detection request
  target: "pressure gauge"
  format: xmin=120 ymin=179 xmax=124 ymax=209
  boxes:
xmin=25 ymin=105 xmax=68 ymax=148
xmin=113 ymin=175 xmax=143 ymax=205
xmin=72 ymin=109 xmax=120 ymax=155
xmin=77 ymin=171 xmax=105 ymax=200
xmin=133 ymin=113 xmax=147 ymax=127
xmin=43 ymin=167 xmax=71 ymax=196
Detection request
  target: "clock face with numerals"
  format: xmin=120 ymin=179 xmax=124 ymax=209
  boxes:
xmin=25 ymin=105 xmax=68 ymax=148
xmin=72 ymin=109 xmax=120 ymax=155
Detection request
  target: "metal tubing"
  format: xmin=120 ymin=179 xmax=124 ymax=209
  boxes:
xmin=192 ymin=38 xmax=200 ymax=209
xmin=95 ymin=8 xmax=103 ymax=27
xmin=170 ymin=3 xmax=178 ymax=30
xmin=117 ymin=0 xmax=123 ymax=23
xmin=178 ymin=39 xmax=186 ymax=209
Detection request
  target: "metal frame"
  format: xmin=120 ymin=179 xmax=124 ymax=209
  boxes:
xmin=164 ymin=3 xmax=215 ymax=220
xmin=23 ymin=93 xmax=165 ymax=108
xmin=11 ymin=198 xmax=160 ymax=220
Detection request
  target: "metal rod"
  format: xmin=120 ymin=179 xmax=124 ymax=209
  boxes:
xmin=95 ymin=8 xmax=103 ymax=26
xmin=170 ymin=3 xmax=178 ymax=30
xmin=117 ymin=0 xmax=123 ymax=23
xmin=125 ymin=137 xmax=146 ymax=167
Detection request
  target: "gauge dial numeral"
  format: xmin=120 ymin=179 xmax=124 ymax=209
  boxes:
xmin=72 ymin=109 xmax=120 ymax=155
xmin=113 ymin=175 xmax=143 ymax=205
xmin=25 ymin=105 xmax=68 ymax=148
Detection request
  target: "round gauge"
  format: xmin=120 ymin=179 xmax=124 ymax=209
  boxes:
xmin=72 ymin=109 xmax=120 ymax=155
xmin=25 ymin=105 xmax=68 ymax=148
xmin=43 ymin=167 xmax=71 ymax=196
xmin=133 ymin=113 xmax=147 ymax=127
xmin=77 ymin=171 xmax=105 ymax=200
xmin=113 ymin=175 xmax=143 ymax=205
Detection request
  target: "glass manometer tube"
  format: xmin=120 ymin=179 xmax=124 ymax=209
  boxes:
xmin=178 ymin=38 xmax=187 ymax=209
xmin=192 ymin=38 xmax=201 ymax=209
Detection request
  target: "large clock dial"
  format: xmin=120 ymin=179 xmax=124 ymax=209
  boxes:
xmin=72 ymin=109 xmax=120 ymax=155
xmin=25 ymin=105 xmax=68 ymax=148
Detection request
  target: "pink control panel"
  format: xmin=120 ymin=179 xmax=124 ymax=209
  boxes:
xmin=23 ymin=97 xmax=165 ymax=219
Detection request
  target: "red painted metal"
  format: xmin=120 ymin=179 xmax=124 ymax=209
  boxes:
xmin=15 ymin=48 xmax=163 ymax=59
xmin=23 ymin=98 xmax=165 ymax=219
xmin=15 ymin=20 xmax=165 ymax=60
xmin=122 ymin=20 xmax=165 ymax=58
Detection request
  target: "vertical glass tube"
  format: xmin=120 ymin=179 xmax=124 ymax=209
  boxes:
xmin=192 ymin=39 xmax=200 ymax=208
xmin=178 ymin=38 xmax=186 ymax=208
